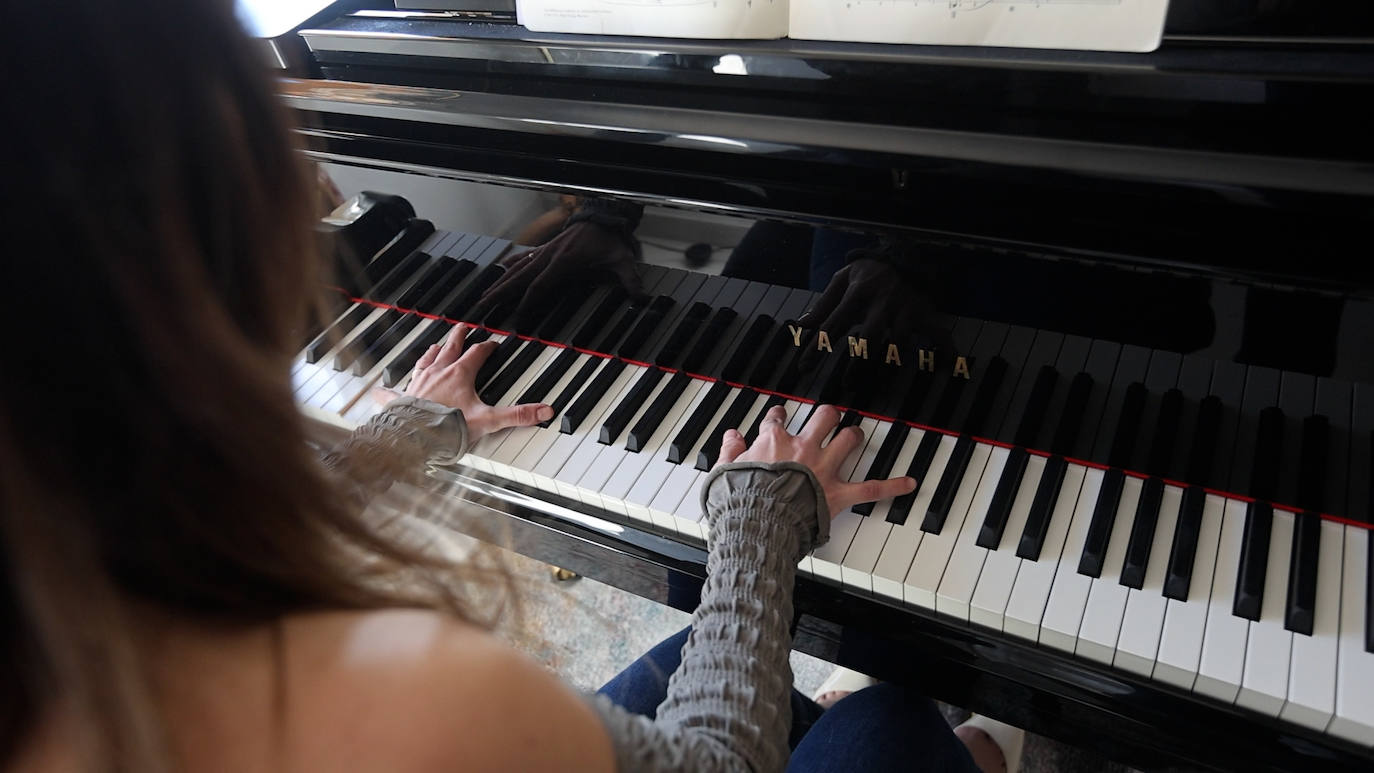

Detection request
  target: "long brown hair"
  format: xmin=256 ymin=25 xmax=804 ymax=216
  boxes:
xmin=0 ymin=2 xmax=511 ymax=769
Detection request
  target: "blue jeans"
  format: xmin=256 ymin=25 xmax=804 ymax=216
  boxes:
xmin=598 ymin=627 xmax=979 ymax=772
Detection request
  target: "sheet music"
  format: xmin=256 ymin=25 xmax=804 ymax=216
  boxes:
xmin=789 ymin=0 xmax=1169 ymax=52
xmin=517 ymin=0 xmax=788 ymax=39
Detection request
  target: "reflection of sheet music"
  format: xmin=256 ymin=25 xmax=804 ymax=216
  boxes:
xmin=517 ymin=0 xmax=787 ymax=38
xmin=789 ymin=0 xmax=1168 ymax=52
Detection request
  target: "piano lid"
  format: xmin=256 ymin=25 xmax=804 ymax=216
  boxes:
xmin=292 ymin=11 xmax=1374 ymax=295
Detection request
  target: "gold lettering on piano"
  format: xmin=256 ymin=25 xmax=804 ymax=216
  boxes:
xmin=918 ymin=349 xmax=937 ymax=372
xmin=847 ymin=336 xmax=868 ymax=359
xmin=783 ymin=330 xmax=973 ymax=379
xmin=952 ymin=356 xmax=971 ymax=380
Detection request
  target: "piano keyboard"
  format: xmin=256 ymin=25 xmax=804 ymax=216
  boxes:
xmin=294 ymin=225 xmax=1374 ymax=749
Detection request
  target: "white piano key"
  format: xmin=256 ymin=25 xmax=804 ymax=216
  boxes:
xmin=1236 ymin=509 xmax=1295 ymax=716
xmin=1038 ymin=468 xmax=1105 ymax=652
xmin=935 ymin=446 xmax=1011 ymax=620
xmin=970 ymin=454 xmax=1047 ymax=631
xmin=1153 ymin=492 xmax=1225 ymax=690
xmin=542 ymin=363 xmax=639 ymax=501
xmin=1194 ymin=498 xmax=1251 ymax=703
xmin=811 ymin=418 xmax=883 ymax=581
xmin=511 ymin=353 xmax=602 ymax=485
xmin=570 ymin=368 xmax=671 ymax=513
xmin=1113 ymin=483 xmax=1182 ymax=676
xmin=1075 ymin=475 xmax=1144 ymax=664
xmin=1003 ymin=464 xmax=1087 ymax=642
xmin=840 ymin=428 xmax=926 ymax=591
xmin=869 ymin=433 xmax=955 ymax=601
xmin=467 ymin=343 xmax=558 ymax=460
xmin=669 ymin=393 xmax=772 ymax=541
xmin=617 ymin=378 xmax=710 ymax=529
xmin=646 ymin=388 xmax=744 ymax=526
xmin=1328 ymin=526 xmax=1374 ymax=745
xmin=903 ymin=441 xmax=992 ymax=610
xmin=1280 ymin=519 xmax=1343 ymax=731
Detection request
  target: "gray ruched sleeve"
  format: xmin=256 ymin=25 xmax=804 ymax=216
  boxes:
xmin=587 ymin=461 xmax=830 ymax=773
xmin=319 ymin=396 xmax=470 ymax=506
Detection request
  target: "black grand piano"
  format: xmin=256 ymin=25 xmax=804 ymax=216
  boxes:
xmin=271 ymin=3 xmax=1374 ymax=770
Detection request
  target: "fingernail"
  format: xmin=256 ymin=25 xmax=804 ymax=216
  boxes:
xmin=905 ymin=477 xmax=917 ymax=489
xmin=537 ymin=405 xmax=554 ymax=422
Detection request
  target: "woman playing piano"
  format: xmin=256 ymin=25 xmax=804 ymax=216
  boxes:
xmin=0 ymin=2 xmax=1018 ymax=771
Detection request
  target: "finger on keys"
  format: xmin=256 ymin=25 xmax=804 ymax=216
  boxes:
xmin=717 ymin=428 xmax=747 ymax=467
xmin=454 ymin=338 xmax=500 ymax=374
xmin=431 ymin=324 xmax=470 ymax=369
xmin=835 ymin=475 xmax=916 ymax=514
xmin=824 ymin=423 xmax=865 ymax=459
xmin=800 ymin=404 xmax=842 ymax=443
xmin=415 ymin=343 xmax=441 ymax=371
xmin=761 ymin=404 xmax=788 ymax=432
xmin=483 ymin=402 xmax=555 ymax=433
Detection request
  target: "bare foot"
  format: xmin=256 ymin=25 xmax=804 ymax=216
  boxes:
xmin=954 ymin=725 xmax=1008 ymax=773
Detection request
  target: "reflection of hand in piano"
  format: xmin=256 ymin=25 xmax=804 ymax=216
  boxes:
xmin=720 ymin=403 xmax=916 ymax=518
xmin=380 ymin=323 xmax=555 ymax=442
xmin=468 ymin=218 xmax=644 ymax=329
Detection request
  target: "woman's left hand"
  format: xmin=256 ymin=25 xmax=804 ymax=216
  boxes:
xmin=396 ymin=324 xmax=553 ymax=442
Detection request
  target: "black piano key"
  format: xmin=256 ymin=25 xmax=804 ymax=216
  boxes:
xmin=562 ymin=359 xmax=625 ymax=434
xmin=337 ymin=217 xmax=435 ymax=297
xmin=518 ymin=347 xmax=579 ymax=407
xmin=977 ymin=446 xmax=1030 ymax=550
xmin=600 ymin=369 xmax=666 ymax=445
xmin=1232 ymin=501 xmax=1274 ymax=621
xmin=1145 ymin=388 xmax=1184 ymax=477
xmin=1087 ymin=345 xmax=1150 ymax=469
xmin=628 ymin=372 xmax=690 ymax=452
xmin=473 ymin=334 xmax=524 ymax=392
xmin=478 ymin=338 xmax=545 ymax=405
xmin=655 ymin=301 xmax=711 ymax=368
xmin=1251 ymin=406 xmax=1286 ymax=502
xmin=1016 ymin=454 xmax=1068 ymax=560
xmin=669 ymin=381 xmax=730 ymax=464
xmin=1120 ymin=476 xmax=1165 ymax=589
xmin=1108 ymin=382 xmax=1148 ymax=469
xmin=1048 ymin=373 xmax=1094 ymax=456
xmin=1367 ymin=533 xmax=1373 ymax=653
xmin=696 ymin=390 xmax=759 ymax=471
xmin=959 ymin=358 xmax=1010 ymax=438
xmin=338 ymin=255 xmax=454 ymax=372
xmin=719 ymin=315 xmax=775 ymax=383
xmin=616 ymin=296 xmax=675 ymax=360
xmin=1012 ymin=366 xmax=1058 ymax=448
xmin=350 ymin=258 xmax=477 ymax=376
xmin=1078 ymin=467 xmax=1126 ymax=578
xmin=1163 ymin=484 xmax=1207 ymax=601
xmin=305 ymin=249 xmax=432 ymax=363
xmin=925 ymin=435 xmax=976 ymax=529
xmin=1275 ymin=373 xmax=1318 ymax=510
xmin=682 ymin=307 xmax=737 ymax=375
xmin=380 ymin=265 xmax=507 ymax=384
xmin=1284 ymin=510 xmax=1321 ymax=635
xmin=543 ymin=355 xmax=603 ymax=428
xmin=569 ymin=288 xmax=629 ymax=349
xmin=1185 ymin=396 xmax=1223 ymax=486
xmin=895 ymin=432 xmax=944 ymax=528
xmin=744 ymin=395 xmax=788 ymax=446
xmin=853 ymin=423 xmax=910 ymax=516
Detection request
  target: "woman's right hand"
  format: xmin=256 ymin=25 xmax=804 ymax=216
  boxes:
xmin=716 ymin=404 xmax=916 ymax=518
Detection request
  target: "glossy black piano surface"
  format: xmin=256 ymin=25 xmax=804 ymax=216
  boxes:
xmin=281 ymin=6 xmax=1374 ymax=772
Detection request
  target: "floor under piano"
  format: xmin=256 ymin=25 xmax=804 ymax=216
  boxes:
xmin=492 ymin=545 xmax=1186 ymax=773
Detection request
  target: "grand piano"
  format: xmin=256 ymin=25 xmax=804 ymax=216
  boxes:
xmin=267 ymin=2 xmax=1374 ymax=770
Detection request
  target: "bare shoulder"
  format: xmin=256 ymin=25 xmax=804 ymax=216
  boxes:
xmin=282 ymin=608 xmax=617 ymax=773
